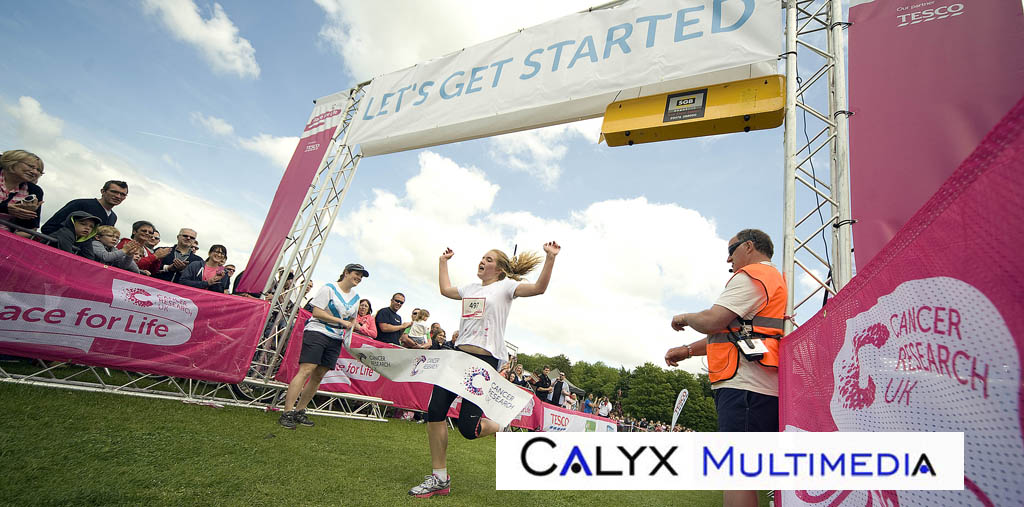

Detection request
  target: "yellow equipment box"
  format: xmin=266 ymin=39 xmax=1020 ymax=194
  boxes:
xmin=600 ymin=75 xmax=785 ymax=147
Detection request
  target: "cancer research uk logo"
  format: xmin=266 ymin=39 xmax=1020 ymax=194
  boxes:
xmin=463 ymin=366 xmax=491 ymax=396
xmin=826 ymin=277 xmax=1023 ymax=506
xmin=896 ymin=1 xmax=964 ymax=28
xmin=0 ymin=279 xmax=198 ymax=353
xmin=410 ymin=355 xmax=441 ymax=377
xmin=123 ymin=287 xmax=155 ymax=308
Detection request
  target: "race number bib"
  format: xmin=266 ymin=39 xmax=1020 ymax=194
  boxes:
xmin=462 ymin=298 xmax=485 ymax=319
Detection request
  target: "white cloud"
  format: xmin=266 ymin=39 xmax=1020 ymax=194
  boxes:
xmin=237 ymin=133 xmax=298 ymax=169
xmin=143 ymin=0 xmax=260 ymax=79
xmin=313 ymin=0 xmax=594 ymax=79
xmin=333 ymin=151 xmax=731 ymax=370
xmin=190 ymin=112 xmax=297 ymax=169
xmin=190 ymin=112 xmax=235 ymax=136
xmin=6 ymin=96 xmax=64 ymax=144
xmin=488 ymin=118 xmax=603 ymax=188
xmin=3 ymin=96 xmax=259 ymax=270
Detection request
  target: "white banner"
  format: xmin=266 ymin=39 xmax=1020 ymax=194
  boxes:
xmin=670 ymin=388 xmax=689 ymax=429
xmin=496 ymin=432 xmax=964 ymax=490
xmin=0 ymin=280 xmax=197 ymax=352
xmin=542 ymin=406 xmax=619 ymax=433
xmin=344 ymin=339 xmax=533 ymax=427
xmin=349 ymin=0 xmax=781 ymax=156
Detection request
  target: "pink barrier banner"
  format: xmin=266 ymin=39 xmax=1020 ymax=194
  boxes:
xmin=276 ymin=312 xmax=613 ymax=431
xmin=235 ymin=91 xmax=351 ymax=294
xmin=276 ymin=311 xmax=435 ymax=412
xmin=779 ymin=97 xmax=1024 ymax=506
xmin=848 ymin=0 xmax=1024 ymax=270
xmin=0 ymin=232 xmax=270 ymax=383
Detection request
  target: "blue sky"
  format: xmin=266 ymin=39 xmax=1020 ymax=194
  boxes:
xmin=1 ymin=0 xmax=807 ymax=371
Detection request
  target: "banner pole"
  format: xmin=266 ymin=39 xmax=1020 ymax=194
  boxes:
xmin=783 ymin=0 xmax=799 ymax=333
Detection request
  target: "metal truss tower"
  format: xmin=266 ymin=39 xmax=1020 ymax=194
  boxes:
xmin=246 ymin=84 xmax=368 ymax=389
xmin=782 ymin=0 xmax=853 ymax=331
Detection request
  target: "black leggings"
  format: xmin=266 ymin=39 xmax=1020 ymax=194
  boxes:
xmin=426 ymin=350 xmax=500 ymax=440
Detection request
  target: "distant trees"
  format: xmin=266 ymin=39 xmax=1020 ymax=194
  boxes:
xmin=514 ymin=353 xmax=717 ymax=431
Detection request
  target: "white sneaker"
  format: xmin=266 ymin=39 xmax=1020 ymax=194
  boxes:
xmin=408 ymin=474 xmax=451 ymax=498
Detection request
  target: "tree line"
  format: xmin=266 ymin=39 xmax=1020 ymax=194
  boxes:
xmin=515 ymin=353 xmax=718 ymax=432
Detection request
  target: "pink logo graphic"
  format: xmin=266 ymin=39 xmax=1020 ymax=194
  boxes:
xmin=462 ymin=367 xmax=490 ymax=396
xmin=122 ymin=287 xmax=154 ymax=308
xmin=822 ymin=278 xmax=1020 ymax=507
xmin=836 ymin=323 xmax=890 ymax=410
xmin=303 ymin=109 xmax=342 ymax=132
xmin=411 ymin=355 xmax=427 ymax=376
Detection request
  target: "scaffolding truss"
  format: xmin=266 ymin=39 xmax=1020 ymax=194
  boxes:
xmin=782 ymin=0 xmax=853 ymax=331
xmin=0 ymin=359 xmax=389 ymax=421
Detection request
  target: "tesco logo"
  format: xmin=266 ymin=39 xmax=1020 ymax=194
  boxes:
xmin=897 ymin=3 xmax=964 ymax=27
xmin=548 ymin=413 xmax=570 ymax=431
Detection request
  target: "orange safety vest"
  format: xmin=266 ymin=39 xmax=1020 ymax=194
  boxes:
xmin=707 ymin=263 xmax=787 ymax=384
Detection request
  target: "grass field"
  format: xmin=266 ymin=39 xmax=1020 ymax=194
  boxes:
xmin=0 ymin=382 xmax=768 ymax=506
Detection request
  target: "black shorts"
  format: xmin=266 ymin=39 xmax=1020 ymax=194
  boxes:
xmin=298 ymin=330 xmax=342 ymax=368
xmin=426 ymin=350 xmax=500 ymax=440
xmin=713 ymin=388 xmax=779 ymax=432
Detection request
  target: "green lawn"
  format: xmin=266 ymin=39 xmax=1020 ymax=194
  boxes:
xmin=0 ymin=382 xmax=766 ymax=506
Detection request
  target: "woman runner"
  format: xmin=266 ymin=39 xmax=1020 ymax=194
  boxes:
xmin=408 ymin=241 xmax=560 ymax=498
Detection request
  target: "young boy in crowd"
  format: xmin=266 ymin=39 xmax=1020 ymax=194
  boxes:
xmin=90 ymin=225 xmax=141 ymax=273
xmin=51 ymin=211 xmax=100 ymax=257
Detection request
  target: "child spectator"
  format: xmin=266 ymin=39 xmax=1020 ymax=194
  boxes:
xmin=402 ymin=309 xmax=431 ymax=349
xmin=90 ymin=225 xmax=141 ymax=273
xmin=50 ymin=211 xmax=100 ymax=256
xmin=178 ymin=244 xmax=231 ymax=292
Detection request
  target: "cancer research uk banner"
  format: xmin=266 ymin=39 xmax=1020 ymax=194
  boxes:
xmin=348 ymin=0 xmax=781 ymax=156
xmin=235 ymin=91 xmax=350 ymax=294
xmin=848 ymin=0 xmax=1024 ymax=270
xmin=778 ymin=96 xmax=1024 ymax=506
xmin=0 ymin=232 xmax=269 ymax=383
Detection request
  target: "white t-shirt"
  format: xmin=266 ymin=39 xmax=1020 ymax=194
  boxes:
xmin=710 ymin=261 xmax=779 ymax=397
xmin=303 ymin=284 xmax=359 ymax=340
xmin=408 ymin=321 xmax=430 ymax=345
xmin=456 ymin=278 xmax=521 ymax=365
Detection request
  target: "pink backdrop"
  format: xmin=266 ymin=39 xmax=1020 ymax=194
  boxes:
xmin=235 ymin=95 xmax=350 ymax=294
xmin=276 ymin=312 xmax=615 ymax=431
xmin=0 ymin=232 xmax=269 ymax=383
xmin=780 ymin=96 xmax=1024 ymax=506
xmin=848 ymin=0 xmax=1024 ymax=270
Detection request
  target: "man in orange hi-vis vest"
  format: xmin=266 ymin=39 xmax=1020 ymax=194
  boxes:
xmin=664 ymin=229 xmax=786 ymax=507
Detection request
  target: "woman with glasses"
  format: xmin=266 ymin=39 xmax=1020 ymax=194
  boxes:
xmin=178 ymin=244 xmax=231 ymax=293
xmin=408 ymin=241 xmax=560 ymax=499
xmin=0 ymin=150 xmax=45 ymax=237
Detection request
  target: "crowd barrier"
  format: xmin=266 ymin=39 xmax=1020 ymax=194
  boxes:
xmin=0 ymin=231 xmax=269 ymax=383
xmin=779 ymin=96 xmax=1024 ymax=506
xmin=276 ymin=311 xmax=617 ymax=432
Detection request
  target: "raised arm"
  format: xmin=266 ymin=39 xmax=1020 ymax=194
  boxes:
xmin=514 ymin=241 xmax=560 ymax=298
xmin=438 ymin=248 xmax=461 ymax=300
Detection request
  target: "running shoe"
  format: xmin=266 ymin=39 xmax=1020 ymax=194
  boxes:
xmin=408 ymin=474 xmax=451 ymax=498
xmin=278 ymin=410 xmax=297 ymax=430
xmin=293 ymin=409 xmax=315 ymax=427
